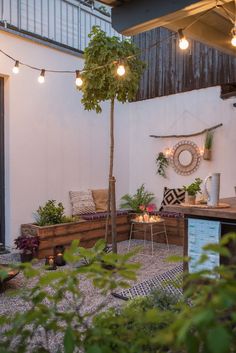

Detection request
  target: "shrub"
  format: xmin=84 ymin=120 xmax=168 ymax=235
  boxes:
xmin=35 ymin=200 xmax=75 ymax=226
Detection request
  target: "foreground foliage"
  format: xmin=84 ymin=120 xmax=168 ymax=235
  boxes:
xmin=0 ymin=235 xmax=236 ymax=353
xmin=85 ymin=234 xmax=236 ymax=353
xmin=0 ymin=240 xmax=139 ymax=353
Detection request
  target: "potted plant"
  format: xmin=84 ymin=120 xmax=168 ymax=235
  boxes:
xmin=156 ymin=152 xmax=169 ymax=178
xmin=14 ymin=234 xmax=40 ymax=262
xmin=203 ymin=131 xmax=214 ymax=160
xmin=183 ymin=178 xmax=203 ymax=205
xmin=120 ymin=184 xmax=155 ymax=213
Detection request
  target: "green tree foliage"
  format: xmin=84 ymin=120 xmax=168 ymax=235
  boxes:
xmin=80 ymin=26 xmax=145 ymax=113
xmin=79 ymin=26 xmax=145 ymax=253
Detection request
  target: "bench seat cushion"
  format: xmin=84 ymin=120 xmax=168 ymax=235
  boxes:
xmin=81 ymin=210 xmax=129 ymax=221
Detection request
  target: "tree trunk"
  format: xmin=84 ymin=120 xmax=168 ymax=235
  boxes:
xmin=105 ymin=98 xmax=117 ymax=253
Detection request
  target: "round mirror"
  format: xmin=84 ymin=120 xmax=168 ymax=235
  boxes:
xmin=178 ymin=150 xmax=193 ymax=166
xmin=169 ymin=140 xmax=201 ymax=175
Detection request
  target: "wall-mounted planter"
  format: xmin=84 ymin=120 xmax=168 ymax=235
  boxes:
xmin=203 ymin=148 xmax=212 ymax=161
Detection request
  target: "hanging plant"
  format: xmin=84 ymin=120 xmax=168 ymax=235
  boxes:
xmin=156 ymin=152 xmax=169 ymax=178
xmin=203 ymin=131 xmax=214 ymax=160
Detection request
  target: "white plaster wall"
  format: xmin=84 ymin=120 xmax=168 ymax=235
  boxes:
xmin=128 ymin=87 xmax=236 ymax=207
xmin=0 ymin=31 xmax=130 ymax=245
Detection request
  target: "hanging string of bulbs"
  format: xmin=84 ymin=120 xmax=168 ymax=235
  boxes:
xmin=1 ymin=0 xmax=235 ymax=88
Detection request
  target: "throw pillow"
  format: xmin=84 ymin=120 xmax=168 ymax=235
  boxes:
xmin=92 ymin=189 xmax=108 ymax=212
xmin=69 ymin=190 xmax=96 ymax=215
xmin=160 ymin=187 xmax=185 ymax=210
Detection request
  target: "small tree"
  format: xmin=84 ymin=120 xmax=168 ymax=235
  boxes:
xmin=80 ymin=26 xmax=145 ymax=253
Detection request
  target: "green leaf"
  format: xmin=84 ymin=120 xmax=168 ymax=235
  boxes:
xmin=207 ymin=326 xmax=231 ymax=353
xmin=64 ymin=327 xmax=75 ymax=353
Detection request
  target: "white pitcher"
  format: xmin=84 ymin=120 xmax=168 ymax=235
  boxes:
xmin=203 ymin=173 xmax=220 ymax=207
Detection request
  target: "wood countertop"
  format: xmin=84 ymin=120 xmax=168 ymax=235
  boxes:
xmin=164 ymin=197 xmax=236 ymax=220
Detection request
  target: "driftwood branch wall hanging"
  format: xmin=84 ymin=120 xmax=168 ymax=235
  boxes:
xmin=153 ymin=123 xmax=223 ymax=177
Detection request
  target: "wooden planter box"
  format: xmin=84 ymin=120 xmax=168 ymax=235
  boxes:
xmin=21 ymin=214 xmax=184 ymax=259
xmin=21 ymin=214 xmax=130 ymax=259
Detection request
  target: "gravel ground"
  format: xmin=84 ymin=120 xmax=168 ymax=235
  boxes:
xmin=0 ymin=240 xmax=183 ymax=352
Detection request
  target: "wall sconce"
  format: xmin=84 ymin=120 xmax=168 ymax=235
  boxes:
xmin=164 ymin=148 xmax=172 ymax=157
xmin=199 ymin=147 xmax=204 ymax=156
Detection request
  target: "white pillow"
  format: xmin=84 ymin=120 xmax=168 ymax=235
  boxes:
xmin=69 ymin=190 xmax=96 ymax=215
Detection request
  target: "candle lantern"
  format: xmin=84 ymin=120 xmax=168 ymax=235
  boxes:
xmin=54 ymin=245 xmax=66 ymax=266
xmin=45 ymin=255 xmax=57 ymax=270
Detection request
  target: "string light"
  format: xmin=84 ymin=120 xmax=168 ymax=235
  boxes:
xmin=12 ymin=60 xmax=20 ymax=74
xmin=0 ymin=3 xmax=232 ymax=87
xmin=178 ymin=29 xmax=189 ymax=50
xmin=75 ymin=70 xmax=83 ymax=87
xmin=38 ymin=69 xmax=45 ymax=84
xmin=231 ymin=0 xmax=236 ymax=47
xmin=116 ymin=61 xmax=126 ymax=76
xmin=231 ymin=27 xmax=236 ymax=47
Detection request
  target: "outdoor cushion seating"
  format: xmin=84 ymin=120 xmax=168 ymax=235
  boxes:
xmin=81 ymin=209 xmax=129 ymax=220
xmin=91 ymin=189 xmax=108 ymax=212
xmin=159 ymin=187 xmax=185 ymax=211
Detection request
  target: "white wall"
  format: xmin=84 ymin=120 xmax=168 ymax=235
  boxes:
xmin=128 ymin=87 xmax=236 ymax=207
xmin=1 ymin=30 xmax=129 ymax=245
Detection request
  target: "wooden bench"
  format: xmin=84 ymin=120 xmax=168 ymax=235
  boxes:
xmin=21 ymin=211 xmax=184 ymax=259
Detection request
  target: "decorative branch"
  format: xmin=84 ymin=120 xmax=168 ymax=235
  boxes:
xmin=150 ymin=123 xmax=223 ymax=139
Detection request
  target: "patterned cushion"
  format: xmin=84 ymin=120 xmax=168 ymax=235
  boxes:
xmin=81 ymin=210 xmax=129 ymax=221
xmin=69 ymin=190 xmax=96 ymax=215
xmin=92 ymin=189 xmax=108 ymax=212
xmin=160 ymin=187 xmax=185 ymax=211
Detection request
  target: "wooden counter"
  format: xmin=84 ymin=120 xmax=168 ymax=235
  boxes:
xmin=164 ymin=197 xmax=236 ymax=220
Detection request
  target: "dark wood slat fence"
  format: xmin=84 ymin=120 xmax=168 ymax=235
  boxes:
xmin=133 ymin=27 xmax=236 ymax=101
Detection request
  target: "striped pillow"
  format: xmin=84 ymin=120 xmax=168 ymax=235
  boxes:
xmin=69 ymin=190 xmax=96 ymax=215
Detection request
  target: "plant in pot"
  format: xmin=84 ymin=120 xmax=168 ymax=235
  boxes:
xmin=183 ymin=177 xmax=203 ymax=205
xmin=120 ymin=184 xmax=155 ymax=213
xmin=203 ymin=131 xmax=214 ymax=160
xmin=14 ymin=234 xmax=40 ymax=262
xmin=155 ymin=152 xmax=169 ymax=178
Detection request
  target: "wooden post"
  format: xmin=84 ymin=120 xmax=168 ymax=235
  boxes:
xmin=110 ymin=176 xmax=117 ymax=253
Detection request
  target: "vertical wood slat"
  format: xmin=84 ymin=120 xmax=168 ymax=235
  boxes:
xmin=133 ymin=27 xmax=236 ymax=101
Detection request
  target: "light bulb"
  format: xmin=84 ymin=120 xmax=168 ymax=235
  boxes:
xmin=231 ymin=27 xmax=236 ymax=47
xmin=199 ymin=147 xmax=204 ymax=156
xmin=117 ymin=63 xmax=126 ymax=76
xmin=75 ymin=70 xmax=83 ymax=87
xmin=178 ymin=29 xmax=189 ymax=50
xmin=12 ymin=60 xmax=19 ymax=74
xmin=38 ymin=69 xmax=45 ymax=84
xmin=164 ymin=148 xmax=171 ymax=157
xmin=179 ymin=37 xmax=189 ymax=50
xmin=231 ymin=36 xmax=236 ymax=47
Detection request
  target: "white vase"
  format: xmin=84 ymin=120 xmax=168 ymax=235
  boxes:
xmin=204 ymin=173 xmax=220 ymax=207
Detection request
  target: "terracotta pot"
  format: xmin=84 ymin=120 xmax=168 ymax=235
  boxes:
xmin=203 ymin=148 xmax=211 ymax=160
xmin=186 ymin=195 xmax=196 ymax=205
